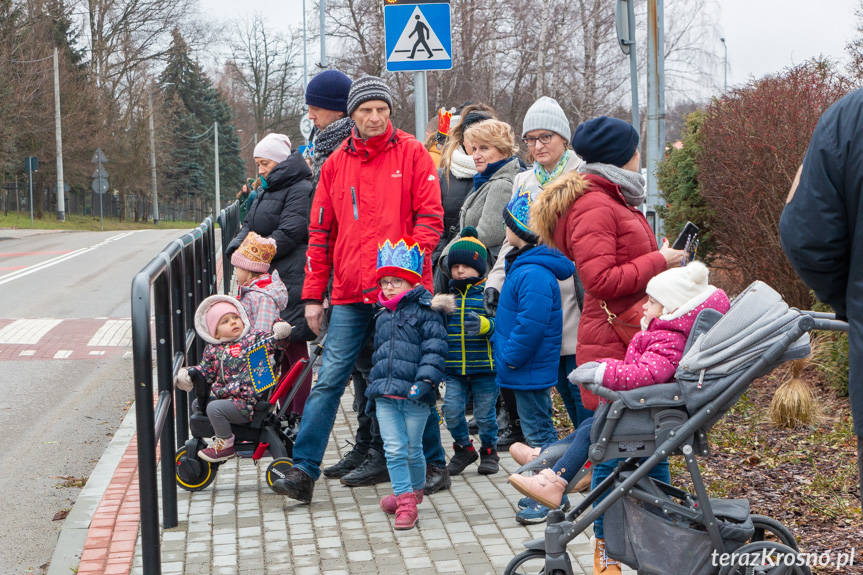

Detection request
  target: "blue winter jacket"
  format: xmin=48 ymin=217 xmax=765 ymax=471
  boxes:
xmin=494 ymin=244 xmax=575 ymax=390
xmin=367 ymin=287 xmax=451 ymax=406
xmin=446 ymin=279 xmax=496 ymax=375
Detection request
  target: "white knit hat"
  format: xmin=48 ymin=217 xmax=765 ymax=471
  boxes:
xmin=646 ymin=261 xmax=713 ymax=315
xmin=254 ymin=133 xmax=292 ymax=164
xmin=522 ymin=96 xmax=571 ymax=142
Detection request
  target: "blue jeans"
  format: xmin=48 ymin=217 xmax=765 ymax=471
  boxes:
xmin=557 ymin=355 xmax=594 ymax=427
xmin=423 ymin=406 xmax=447 ymax=468
xmin=443 ymin=373 xmax=499 ymax=448
xmin=376 ymin=397 xmax=431 ymax=496
xmin=513 ymin=388 xmax=558 ymax=447
xmin=591 ymin=457 xmax=671 ymax=539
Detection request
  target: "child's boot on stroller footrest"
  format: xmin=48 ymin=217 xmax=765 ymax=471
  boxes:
xmin=509 ymin=442 xmax=542 ymax=465
xmin=446 ymin=441 xmax=478 ymax=475
xmin=198 ymin=435 xmax=236 ymax=463
xmin=591 ymin=536 xmax=622 ymax=575
xmin=380 ymin=489 xmax=423 ymax=514
xmin=477 ymin=445 xmax=499 ymax=475
xmin=508 ymin=468 xmax=567 ymax=510
xmin=394 ymin=492 xmax=419 ymax=530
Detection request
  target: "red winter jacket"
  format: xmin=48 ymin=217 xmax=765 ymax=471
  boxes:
xmin=551 ymin=173 xmax=666 ymax=410
xmin=302 ymin=122 xmax=444 ymax=305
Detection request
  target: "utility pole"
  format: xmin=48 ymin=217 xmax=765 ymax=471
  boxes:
xmin=303 ymin=0 xmax=308 ymax=95
xmin=320 ymin=0 xmax=327 ymax=68
xmin=646 ymin=0 xmax=666 ymax=214
xmin=53 ymin=47 xmax=66 ymax=221
xmin=148 ymin=90 xmax=159 ymax=224
xmin=214 ymin=121 xmax=220 ymax=215
xmin=721 ymin=37 xmax=728 ymax=94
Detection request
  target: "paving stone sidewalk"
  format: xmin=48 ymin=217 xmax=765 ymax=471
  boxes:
xmin=126 ymin=383 xmax=633 ymax=575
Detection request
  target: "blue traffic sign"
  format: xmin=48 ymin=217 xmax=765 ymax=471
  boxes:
xmin=384 ymin=1 xmax=452 ymax=72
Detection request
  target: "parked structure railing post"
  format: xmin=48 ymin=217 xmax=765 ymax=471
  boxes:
xmin=218 ymin=201 xmax=240 ymax=295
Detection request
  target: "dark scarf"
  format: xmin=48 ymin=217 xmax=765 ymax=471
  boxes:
xmin=311 ymin=116 xmax=354 ymax=189
xmin=449 ymin=277 xmax=484 ymax=293
xmin=472 ymin=157 xmax=512 ymax=190
xmin=505 ymin=243 xmax=536 ymax=264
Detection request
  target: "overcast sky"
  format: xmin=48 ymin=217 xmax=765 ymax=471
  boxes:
xmin=200 ymin=0 xmax=860 ymax=91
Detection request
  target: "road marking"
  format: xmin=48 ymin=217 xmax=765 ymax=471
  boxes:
xmin=0 ymin=231 xmax=137 ymax=286
xmin=19 ymin=350 xmax=35 ymax=356
xmin=87 ymin=319 xmax=132 ymax=346
xmin=0 ymin=319 xmax=63 ymax=344
xmin=88 ymin=350 xmax=106 ymax=356
xmin=53 ymin=350 xmax=72 ymax=359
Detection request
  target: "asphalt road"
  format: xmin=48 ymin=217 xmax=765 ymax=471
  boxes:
xmin=0 ymin=228 xmax=196 ymax=574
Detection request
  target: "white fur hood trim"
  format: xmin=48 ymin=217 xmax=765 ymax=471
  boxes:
xmin=194 ymin=294 xmax=250 ymax=344
xmin=430 ymin=293 xmax=457 ymax=314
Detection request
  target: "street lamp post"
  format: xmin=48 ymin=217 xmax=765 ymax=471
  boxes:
xmin=148 ymin=82 xmax=173 ymax=224
xmin=721 ymin=37 xmax=727 ymax=94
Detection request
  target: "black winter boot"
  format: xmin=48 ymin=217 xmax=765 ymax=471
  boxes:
xmin=323 ymin=443 xmax=367 ymax=479
xmin=340 ymin=449 xmax=390 ymax=486
xmin=497 ymin=420 xmax=525 ymax=449
xmin=446 ymin=441 xmax=478 ymax=475
xmin=477 ymin=445 xmax=500 ymax=475
xmin=425 ymin=464 xmax=452 ymax=494
xmin=272 ymin=466 xmax=315 ymax=504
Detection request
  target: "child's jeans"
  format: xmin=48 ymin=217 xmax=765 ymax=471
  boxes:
xmin=443 ymin=373 xmax=498 ymax=448
xmin=192 ymin=398 xmax=248 ymax=438
xmin=513 ymin=388 xmax=558 ymax=447
xmin=591 ymin=457 xmax=671 ymax=539
xmin=376 ymin=397 xmax=431 ymax=496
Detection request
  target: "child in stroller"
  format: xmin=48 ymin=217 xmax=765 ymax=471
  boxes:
xmin=508 ymin=261 xmax=729 ymax=572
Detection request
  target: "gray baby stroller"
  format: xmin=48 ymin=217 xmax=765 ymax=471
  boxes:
xmin=504 ymin=281 xmax=848 ymax=575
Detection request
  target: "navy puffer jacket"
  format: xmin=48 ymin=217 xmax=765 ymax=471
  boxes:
xmin=367 ymin=287 xmax=454 ymax=406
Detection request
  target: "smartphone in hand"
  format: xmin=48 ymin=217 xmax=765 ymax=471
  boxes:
xmin=672 ymin=221 xmax=699 ymax=250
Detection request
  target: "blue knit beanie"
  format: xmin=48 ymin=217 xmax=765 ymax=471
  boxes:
xmin=305 ymin=70 xmax=352 ymax=113
xmin=573 ymin=116 xmax=639 ymax=168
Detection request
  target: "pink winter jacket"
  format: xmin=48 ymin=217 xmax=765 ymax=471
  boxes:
xmin=600 ymin=289 xmax=731 ymax=391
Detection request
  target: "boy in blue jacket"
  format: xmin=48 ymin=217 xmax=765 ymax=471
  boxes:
xmin=367 ymin=237 xmax=451 ymax=530
xmin=441 ymin=227 xmax=499 ymax=476
xmin=495 ymin=188 xmax=575 ymax=449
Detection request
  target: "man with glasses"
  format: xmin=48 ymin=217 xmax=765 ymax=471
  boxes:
xmin=273 ymin=76 xmax=445 ymax=504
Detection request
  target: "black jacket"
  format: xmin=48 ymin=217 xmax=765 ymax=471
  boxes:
xmin=228 ymin=151 xmax=315 ymax=341
xmin=432 ymin=170 xmax=474 ymax=292
xmin=780 ymin=87 xmax=863 ymax=436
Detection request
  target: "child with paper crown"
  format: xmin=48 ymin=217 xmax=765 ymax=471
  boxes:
xmin=366 ymin=237 xmax=453 ymax=530
xmin=174 ymin=295 xmax=293 ymax=462
xmin=231 ymin=231 xmax=288 ymax=333
xmin=507 ymin=261 xmax=730 ymax=572
xmin=441 ymin=226 xmax=500 ymax=477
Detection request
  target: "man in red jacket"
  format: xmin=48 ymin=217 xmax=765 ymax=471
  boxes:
xmin=274 ymin=76 xmax=446 ymax=503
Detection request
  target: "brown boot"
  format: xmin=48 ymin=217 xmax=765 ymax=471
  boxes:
xmin=394 ymin=492 xmax=419 ymax=530
xmin=592 ymin=536 xmax=621 ymax=575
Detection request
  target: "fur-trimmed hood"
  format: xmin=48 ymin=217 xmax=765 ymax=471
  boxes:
xmin=194 ymin=295 xmax=251 ymax=344
xmin=530 ymin=171 xmax=590 ymax=249
xmin=430 ymin=293 xmax=457 ymax=315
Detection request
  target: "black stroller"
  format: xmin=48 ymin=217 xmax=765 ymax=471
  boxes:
xmin=175 ymin=335 xmax=325 ymax=493
xmin=505 ymin=282 xmax=848 ymax=575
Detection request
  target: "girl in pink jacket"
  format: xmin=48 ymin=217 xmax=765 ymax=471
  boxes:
xmin=507 ymin=261 xmax=730 ymax=511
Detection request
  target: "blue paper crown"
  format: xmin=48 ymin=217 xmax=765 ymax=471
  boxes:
xmin=377 ymin=239 xmax=424 ymax=277
xmin=506 ymin=185 xmax=534 ymax=234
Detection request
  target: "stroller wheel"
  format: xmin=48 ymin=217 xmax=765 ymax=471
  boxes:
xmin=719 ymin=541 xmax=813 ymax=575
xmin=504 ymin=549 xmax=570 ymax=575
xmin=175 ymin=446 xmax=218 ymax=491
xmin=749 ymin=515 xmax=799 ymax=551
xmin=266 ymin=457 xmax=294 ymax=492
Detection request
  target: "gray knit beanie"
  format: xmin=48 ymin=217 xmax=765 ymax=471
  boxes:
xmin=522 ymin=96 xmax=571 ymax=142
xmin=347 ymin=76 xmax=393 ymax=116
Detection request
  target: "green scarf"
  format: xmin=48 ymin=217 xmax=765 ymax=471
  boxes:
xmin=535 ymin=150 xmax=572 ymax=186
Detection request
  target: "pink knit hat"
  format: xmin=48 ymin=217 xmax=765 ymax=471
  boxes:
xmin=253 ymin=133 xmax=292 ymax=164
xmin=231 ymin=232 xmax=276 ymax=273
xmin=206 ymin=302 xmax=239 ymax=338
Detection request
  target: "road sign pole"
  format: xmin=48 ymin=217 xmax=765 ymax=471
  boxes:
xmin=28 ymin=168 xmax=34 ymax=228
xmin=148 ymin=91 xmax=160 ymax=224
xmin=414 ymin=71 xmax=428 ymax=141
xmin=214 ymin=121 xmax=220 ymax=216
xmin=100 ymin=189 xmax=103 ymax=231
xmin=320 ymin=0 xmax=327 ymax=68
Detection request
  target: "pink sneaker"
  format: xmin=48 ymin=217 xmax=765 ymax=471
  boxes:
xmin=394 ymin=492 xmax=418 ymax=530
xmin=198 ymin=435 xmax=236 ymax=462
xmin=508 ymin=468 xmax=568 ymax=510
xmin=509 ymin=442 xmax=542 ymax=465
xmin=380 ymin=489 xmax=423 ymax=514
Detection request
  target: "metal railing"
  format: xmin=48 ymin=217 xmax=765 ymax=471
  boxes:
xmin=218 ymin=200 xmax=241 ymax=294
xmin=130 ymin=206 xmax=237 ymax=575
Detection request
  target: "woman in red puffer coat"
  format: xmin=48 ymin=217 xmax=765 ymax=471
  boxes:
xmin=531 ymin=116 xmax=684 ymax=412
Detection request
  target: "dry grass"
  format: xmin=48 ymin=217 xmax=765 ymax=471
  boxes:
xmin=770 ymin=358 xmax=818 ymax=428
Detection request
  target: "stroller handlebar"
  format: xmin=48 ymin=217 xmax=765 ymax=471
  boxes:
xmin=579 ymin=380 xmax=621 ymax=402
xmin=798 ymin=310 xmax=849 ymax=333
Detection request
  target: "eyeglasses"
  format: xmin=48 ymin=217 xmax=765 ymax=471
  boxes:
xmin=380 ymin=278 xmax=405 ymax=289
xmin=522 ymin=133 xmax=556 ymax=147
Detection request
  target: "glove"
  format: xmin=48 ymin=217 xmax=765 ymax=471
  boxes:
xmin=174 ymin=367 xmax=193 ymax=392
xmin=464 ymin=312 xmax=490 ymax=336
xmin=273 ymin=321 xmax=292 ymax=340
xmin=483 ymin=287 xmax=499 ymax=316
xmin=568 ymin=362 xmax=606 ymax=386
xmin=409 ymin=380 xmax=434 ymax=399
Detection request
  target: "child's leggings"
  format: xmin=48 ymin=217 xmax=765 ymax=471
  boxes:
xmin=192 ymin=399 xmax=247 ymax=438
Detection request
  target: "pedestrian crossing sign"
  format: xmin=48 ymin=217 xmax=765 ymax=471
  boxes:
xmin=384 ymin=1 xmax=452 ymax=72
